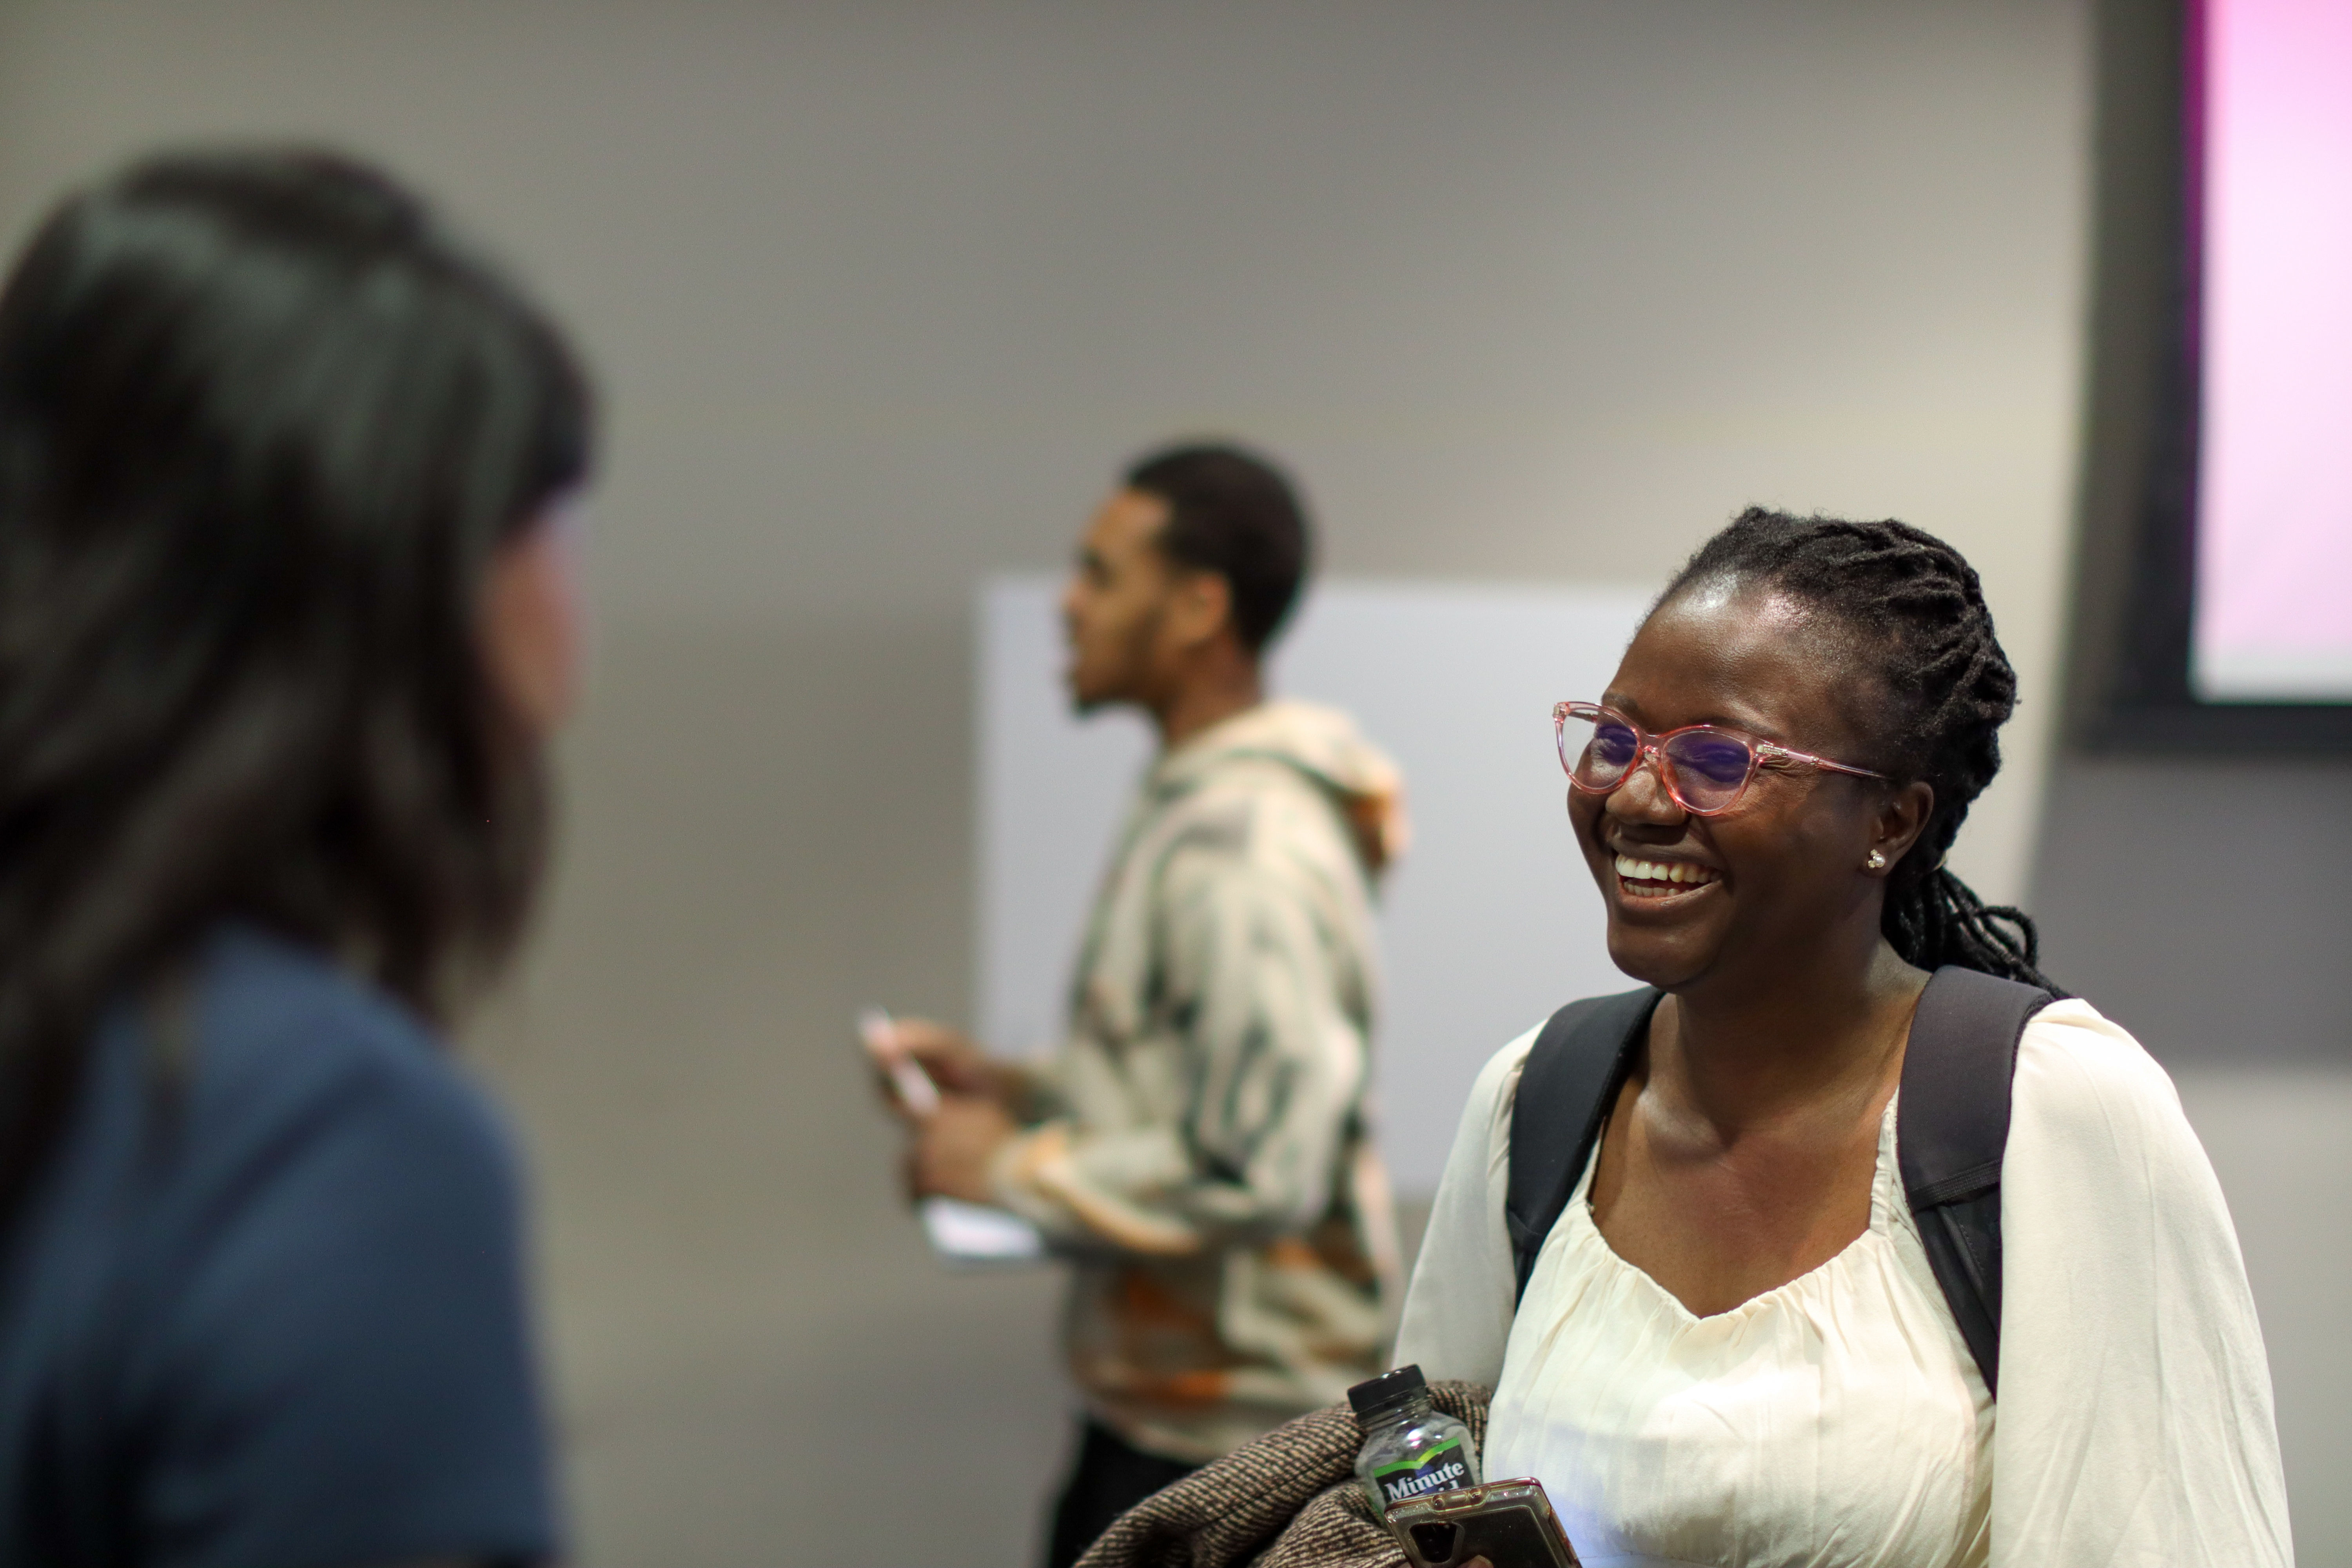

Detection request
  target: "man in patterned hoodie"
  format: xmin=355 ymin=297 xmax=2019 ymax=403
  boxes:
xmin=889 ymin=443 xmax=1405 ymax=1568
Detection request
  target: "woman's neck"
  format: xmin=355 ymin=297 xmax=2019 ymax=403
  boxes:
xmin=1648 ymin=941 xmax=1927 ymax=1134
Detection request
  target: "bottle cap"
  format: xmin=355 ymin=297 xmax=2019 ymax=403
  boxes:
xmin=1347 ymin=1363 xmax=1428 ymax=1416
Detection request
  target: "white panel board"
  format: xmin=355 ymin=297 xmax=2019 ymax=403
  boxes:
xmin=977 ymin=576 xmax=1651 ymax=1196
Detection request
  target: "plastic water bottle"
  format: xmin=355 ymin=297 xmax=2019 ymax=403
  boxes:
xmin=1350 ymin=1364 xmax=1479 ymax=1517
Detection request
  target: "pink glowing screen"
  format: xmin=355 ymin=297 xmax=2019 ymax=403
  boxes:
xmin=2192 ymin=0 xmax=2352 ymax=700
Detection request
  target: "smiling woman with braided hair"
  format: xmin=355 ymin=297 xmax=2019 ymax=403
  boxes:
xmin=1392 ymin=509 xmax=2290 ymax=1567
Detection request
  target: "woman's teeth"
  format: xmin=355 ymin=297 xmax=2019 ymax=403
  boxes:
xmin=1614 ymin=854 xmax=1720 ymax=897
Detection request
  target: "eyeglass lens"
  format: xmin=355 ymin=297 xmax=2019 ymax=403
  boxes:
xmin=1558 ymin=711 xmax=1755 ymax=812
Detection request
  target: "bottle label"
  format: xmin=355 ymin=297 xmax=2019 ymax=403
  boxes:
xmin=1375 ymin=1440 xmax=1472 ymax=1506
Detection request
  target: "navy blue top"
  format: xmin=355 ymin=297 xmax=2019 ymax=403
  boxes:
xmin=0 ymin=927 xmax=557 ymax=1567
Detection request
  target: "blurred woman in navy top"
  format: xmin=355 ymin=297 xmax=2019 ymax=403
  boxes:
xmin=0 ymin=148 xmax=591 ymax=1566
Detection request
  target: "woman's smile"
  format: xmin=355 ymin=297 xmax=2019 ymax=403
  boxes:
xmin=1612 ymin=853 xmax=1723 ymax=900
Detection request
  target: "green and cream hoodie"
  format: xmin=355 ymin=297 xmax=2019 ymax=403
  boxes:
xmin=989 ymin=699 xmax=1407 ymax=1463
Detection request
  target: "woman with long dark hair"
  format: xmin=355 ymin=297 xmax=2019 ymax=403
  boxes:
xmin=1396 ymin=511 xmax=2290 ymax=1565
xmin=0 ymin=148 xmax=590 ymax=1565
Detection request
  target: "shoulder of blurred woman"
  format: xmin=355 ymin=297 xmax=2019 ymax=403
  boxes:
xmin=21 ymin=924 xmax=558 ymax=1566
xmin=108 ymin=924 xmax=523 ymax=1205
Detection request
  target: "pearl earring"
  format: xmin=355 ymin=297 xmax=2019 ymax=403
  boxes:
xmin=1866 ymin=850 xmax=1887 ymax=871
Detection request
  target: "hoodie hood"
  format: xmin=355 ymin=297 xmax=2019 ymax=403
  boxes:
xmin=1152 ymin=700 xmax=1410 ymax=874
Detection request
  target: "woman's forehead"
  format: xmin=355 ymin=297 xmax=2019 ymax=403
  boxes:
xmin=1608 ymin=585 xmax=1879 ymax=742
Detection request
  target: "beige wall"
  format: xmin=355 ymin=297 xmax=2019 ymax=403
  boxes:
xmin=0 ymin=4 xmax=2093 ymax=1562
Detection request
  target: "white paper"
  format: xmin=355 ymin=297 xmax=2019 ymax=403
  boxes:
xmin=920 ymin=1196 xmax=1047 ymax=1265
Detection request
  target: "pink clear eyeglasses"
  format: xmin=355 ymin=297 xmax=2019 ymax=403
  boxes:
xmin=1553 ymin=700 xmax=1887 ymax=817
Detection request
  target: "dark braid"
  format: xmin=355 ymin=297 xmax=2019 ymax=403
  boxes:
xmin=1659 ymin=507 xmax=2063 ymax=994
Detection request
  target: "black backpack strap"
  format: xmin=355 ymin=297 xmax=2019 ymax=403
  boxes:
xmin=1896 ymin=965 xmax=2053 ymax=1398
xmin=1504 ymin=987 xmax=1661 ymax=1304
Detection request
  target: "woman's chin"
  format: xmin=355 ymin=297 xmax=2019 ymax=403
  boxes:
xmin=1603 ymin=920 xmax=1719 ymax=992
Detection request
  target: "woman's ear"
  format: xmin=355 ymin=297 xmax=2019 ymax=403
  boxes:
xmin=1864 ymin=780 xmax=1935 ymax=877
xmin=479 ymin=507 xmax=585 ymax=739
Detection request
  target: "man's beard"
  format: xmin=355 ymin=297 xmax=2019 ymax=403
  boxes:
xmin=1067 ymin=604 xmax=1165 ymax=716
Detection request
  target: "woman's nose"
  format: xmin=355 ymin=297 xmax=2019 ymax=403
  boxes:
xmin=1608 ymin=748 xmax=1686 ymax=821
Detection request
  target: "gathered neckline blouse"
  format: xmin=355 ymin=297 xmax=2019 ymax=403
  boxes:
xmin=1485 ymin=1094 xmax=1990 ymax=1568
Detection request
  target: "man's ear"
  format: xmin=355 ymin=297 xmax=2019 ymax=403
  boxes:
xmin=1163 ymin=567 xmax=1236 ymax=652
xmin=1864 ymin=780 xmax=1935 ymax=876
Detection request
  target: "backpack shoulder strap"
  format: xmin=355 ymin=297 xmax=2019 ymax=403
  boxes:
xmin=1504 ymin=986 xmax=1661 ymax=1304
xmin=1896 ymin=964 xmax=2053 ymax=1399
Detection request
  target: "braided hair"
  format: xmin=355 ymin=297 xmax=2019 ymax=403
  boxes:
xmin=1658 ymin=508 xmax=2061 ymax=993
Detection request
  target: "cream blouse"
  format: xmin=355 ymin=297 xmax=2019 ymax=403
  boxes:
xmin=1393 ymin=999 xmax=2295 ymax=1568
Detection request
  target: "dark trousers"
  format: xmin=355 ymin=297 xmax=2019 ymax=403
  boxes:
xmin=1045 ymin=1417 xmax=1200 ymax=1568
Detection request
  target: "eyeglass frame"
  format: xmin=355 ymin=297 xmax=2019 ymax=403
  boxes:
xmin=1552 ymin=700 xmax=1889 ymax=817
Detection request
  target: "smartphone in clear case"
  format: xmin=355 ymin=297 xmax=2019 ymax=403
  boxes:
xmin=1385 ymin=1477 xmax=1580 ymax=1568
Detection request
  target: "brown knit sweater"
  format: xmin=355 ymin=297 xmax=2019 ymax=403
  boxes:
xmin=1075 ymin=1382 xmax=1492 ymax=1568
